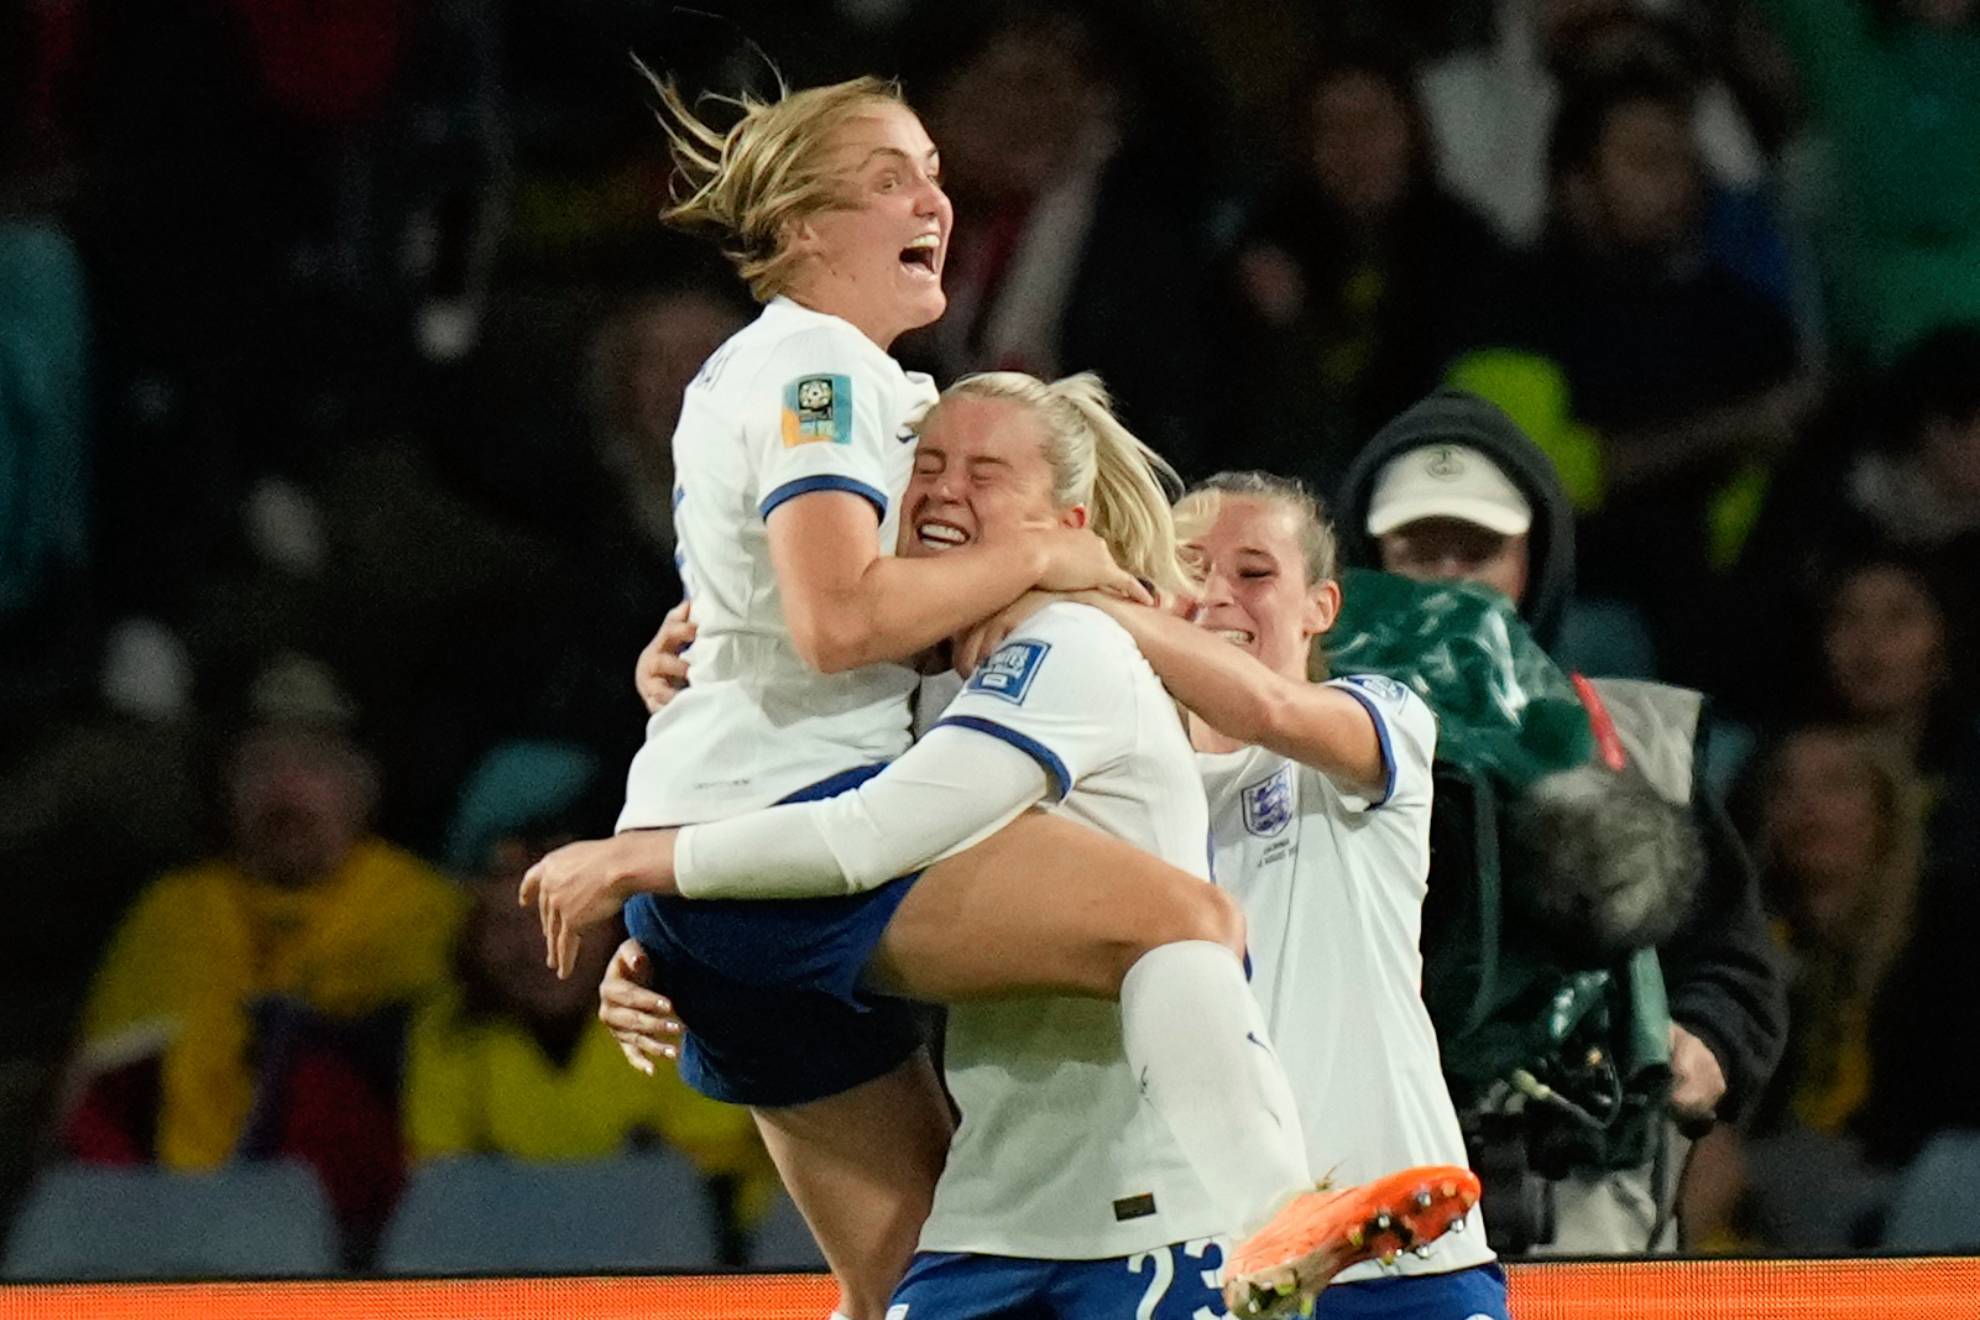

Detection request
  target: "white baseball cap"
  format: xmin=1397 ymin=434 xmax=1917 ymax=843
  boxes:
xmin=1364 ymin=443 xmax=1533 ymax=537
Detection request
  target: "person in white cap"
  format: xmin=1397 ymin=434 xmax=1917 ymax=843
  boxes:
xmin=1361 ymin=441 xmax=1535 ymax=609
xmin=1335 ymin=390 xmax=1786 ymax=1258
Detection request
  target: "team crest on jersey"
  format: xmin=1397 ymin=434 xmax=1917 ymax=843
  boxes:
xmin=1340 ymin=673 xmax=1408 ymax=705
xmin=781 ymin=374 xmax=853 ymax=447
xmin=1241 ymin=767 xmax=1294 ymax=837
xmin=968 ymin=640 xmax=1049 ymax=704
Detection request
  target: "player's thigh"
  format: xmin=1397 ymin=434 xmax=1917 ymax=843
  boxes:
xmin=751 ymin=1050 xmax=954 ymax=1315
xmin=1050 ymin=1240 xmax=1229 ymax=1319
xmin=865 ymin=811 xmax=1245 ymax=1003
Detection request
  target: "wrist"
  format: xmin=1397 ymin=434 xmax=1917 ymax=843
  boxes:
xmin=608 ymin=831 xmax=678 ymax=899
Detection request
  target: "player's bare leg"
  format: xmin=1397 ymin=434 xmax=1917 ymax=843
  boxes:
xmin=866 ymin=811 xmax=1318 ymax=1263
xmin=751 ymin=1050 xmax=953 ymax=1320
xmin=865 ymin=810 xmax=1247 ymax=1001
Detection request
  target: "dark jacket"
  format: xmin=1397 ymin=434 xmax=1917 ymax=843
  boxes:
xmin=1335 ymin=390 xmax=1788 ymax=1128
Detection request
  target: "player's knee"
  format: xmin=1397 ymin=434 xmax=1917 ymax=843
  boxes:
xmin=1177 ymin=882 xmax=1247 ymax=958
xmin=1104 ymin=882 xmax=1246 ymax=989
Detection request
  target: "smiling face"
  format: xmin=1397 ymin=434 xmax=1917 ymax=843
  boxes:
xmin=1184 ymin=495 xmax=1336 ymax=683
xmin=901 ymin=393 xmax=1077 ymax=559
xmin=1823 ymin=563 xmax=1949 ymax=724
xmin=787 ymin=102 xmax=953 ymax=349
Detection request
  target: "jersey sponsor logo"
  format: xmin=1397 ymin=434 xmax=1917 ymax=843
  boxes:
xmin=781 ymin=373 xmax=853 ymax=446
xmin=968 ymin=639 xmax=1049 ymax=704
xmin=1340 ymin=672 xmax=1409 ymax=705
xmin=1241 ymin=766 xmax=1293 ymax=837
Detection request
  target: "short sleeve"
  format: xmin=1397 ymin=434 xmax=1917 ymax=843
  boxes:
xmin=1325 ymin=674 xmax=1437 ymax=813
xmin=752 ymin=326 xmax=901 ymax=523
xmin=930 ymin=604 xmax=1136 ymax=801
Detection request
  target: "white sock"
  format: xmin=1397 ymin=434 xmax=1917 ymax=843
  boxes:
xmin=1121 ymin=940 xmax=1312 ymax=1237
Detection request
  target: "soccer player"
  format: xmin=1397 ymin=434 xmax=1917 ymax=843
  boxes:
xmin=1049 ymin=473 xmax=1510 ymax=1319
xmin=523 ymin=76 xmax=1472 ymax=1319
xmin=540 ymin=372 xmax=1477 ymax=1318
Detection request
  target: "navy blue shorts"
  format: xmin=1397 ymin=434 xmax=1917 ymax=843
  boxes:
xmin=891 ymin=1240 xmax=1227 ymax=1319
xmin=1314 ymin=1263 xmax=1508 ymax=1319
xmin=622 ymin=763 xmax=925 ymax=1108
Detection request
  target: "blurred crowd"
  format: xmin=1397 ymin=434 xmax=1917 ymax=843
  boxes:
xmin=4 ymin=0 xmax=1980 ymax=1273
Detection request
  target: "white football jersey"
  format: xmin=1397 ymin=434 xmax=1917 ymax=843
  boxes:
xmin=618 ymin=297 xmax=938 ymax=828
xmin=914 ymin=603 xmax=1227 ymax=1260
xmin=1197 ymin=674 xmax=1496 ymax=1281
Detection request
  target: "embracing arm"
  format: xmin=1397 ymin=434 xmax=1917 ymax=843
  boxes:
xmin=769 ymin=495 xmax=1143 ymax=674
xmin=673 ymin=725 xmax=1048 ymax=898
xmin=1085 ymin=598 xmax=1385 ymax=797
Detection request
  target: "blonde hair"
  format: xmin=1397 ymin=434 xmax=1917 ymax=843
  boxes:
xmin=924 ymin=372 xmax=1190 ymax=595
xmin=1175 ymin=471 xmax=1339 ymax=587
xmin=1764 ymin=725 xmax=1925 ymax=998
xmin=1176 ymin=471 xmax=1341 ymax=680
xmin=640 ymin=65 xmax=907 ymax=301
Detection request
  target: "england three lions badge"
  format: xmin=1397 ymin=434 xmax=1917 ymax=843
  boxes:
xmin=1242 ymin=767 xmax=1294 ymax=837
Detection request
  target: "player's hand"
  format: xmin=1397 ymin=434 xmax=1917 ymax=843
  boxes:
xmin=1027 ymin=525 xmax=1153 ymax=605
xmin=956 ymin=590 xmax=1065 ymax=676
xmin=519 ymin=832 xmax=677 ymax=979
xmin=1668 ymin=1023 xmax=1727 ymax=1126
xmin=636 ymin=600 xmax=696 ymax=714
xmin=598 ymin=939 xmax=683 ymax=1076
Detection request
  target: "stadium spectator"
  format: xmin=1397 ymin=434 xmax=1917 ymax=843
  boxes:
xmin=1811 ymin=553 xmax=1977 ymax=786
xmin=585 ymin=287 xmax=750 ymax=555
xmin=62 ymin=676 xmax=466 ymax=1176
xmin=1213 ymin=50 xmax=1511 ymax=495
xmin=897 ymin=2 xmax=1218 ymax=472
xmin=1418 ymin=0 xmax=1770 ymax=249
xmin=1750 ymin=0 xmax=1980 ymax=363
xmin=1335 ymin=390 xmax=1787 ymax=1252
xmin=1446 ymin=65 xmax=1804 ymax=688
xmin=405 ymin=741 xmax=774 ymax=1260
xmin=1734 ymin=325 xmax=1980 ymax=699
xmin=1682 ymin=724 xmax=1925 ymax=1249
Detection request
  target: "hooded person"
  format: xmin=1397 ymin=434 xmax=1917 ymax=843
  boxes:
xmin=1333 ymin=390 xmax=1787 ymax=1254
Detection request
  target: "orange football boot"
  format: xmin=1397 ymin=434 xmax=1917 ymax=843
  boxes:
xmin=1223 ymin=1165 xmax=1482 ymax=1318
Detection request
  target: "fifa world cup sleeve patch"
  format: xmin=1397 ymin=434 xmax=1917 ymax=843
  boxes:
xmin=781 ymin=373 xmax=855 ymax=446
xmin=1339 ymin=673 xmax=1410 ymax=705
xmin=967 ymin=640 xmax=1050 ymax=704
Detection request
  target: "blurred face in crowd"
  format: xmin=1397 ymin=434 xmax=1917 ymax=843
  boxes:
xmin=1763 ymin=728 xmax=1886 ymax=923
xmin=603 ymin=292 xmax=746 ymax=457
xmin=227 ymin=727 xmax=375 ymax=889
xmin=1822 ymin=564 xmax=1949 ymax=725
xmin=901 ymin=394 xmax=1076 ymax=561
xmin=926 ymin=16 xmax=1113 ymax=203
xmin=1309 ymin=70 xmax=1415 ymax=226
xmin=1919 ymin=409 xmax=1980 ymax=506
xmin=1184 ymin=495 xmax=1337 ymax=684
xmin=1378 ymin=517 xmax=1532 ymax=607
xmin=1570 ymin=97 xmax=1702 ymax=254
xmin=790 ymin=102 xmax=952 ymax=348
xmin=470 ymin=837 xmax=612 ymax=1027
